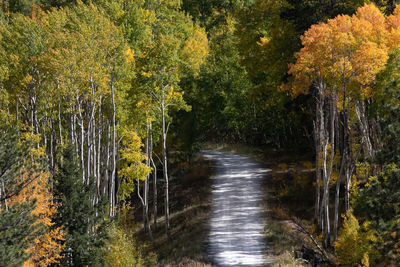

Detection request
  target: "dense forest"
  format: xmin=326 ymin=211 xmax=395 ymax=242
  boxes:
xmin=1 ymin=0 xmax=400 ymax=266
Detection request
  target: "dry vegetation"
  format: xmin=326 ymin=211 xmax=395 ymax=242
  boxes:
xmin=134 ymin=155 xmax=215 ymax=266
xmin=134 ymin=143 xmax=322 ymax=266
xmin=205 ymin=143 xmax=322 ymax=266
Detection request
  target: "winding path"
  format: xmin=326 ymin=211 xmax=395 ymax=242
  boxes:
xmin=202 ymin=150 xmax=274 ymax=267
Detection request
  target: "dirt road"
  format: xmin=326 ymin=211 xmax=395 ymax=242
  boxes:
xmin=202 ymin=150 xmax=274 ymax=266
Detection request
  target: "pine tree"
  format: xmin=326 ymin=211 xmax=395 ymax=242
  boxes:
xmin=0 ymin=202 xmax=38 ymax=267
xmin=7 ymin=170 xmax=65 ymax=267
xmin=0 ymin=131 xmax=41 ymax=267
xmin=354 ymin=164 xmax=400 ymax=264
xmin=53 ymin=145 xmax=106 ymax=266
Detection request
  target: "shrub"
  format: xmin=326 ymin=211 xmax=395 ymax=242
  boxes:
xmin=103 ymin=223 xmax=157 ymax=267
xmin=354 ymin=164 xmax=400 ymax=264
xmin=334 ymin=210 xmax=377 ymax=266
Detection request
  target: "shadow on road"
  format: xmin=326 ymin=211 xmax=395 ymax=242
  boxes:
xmin=202 ymin=150 xmax=275 ymax=267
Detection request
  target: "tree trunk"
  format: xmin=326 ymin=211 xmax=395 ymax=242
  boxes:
xmin=96 ymin=100 xmax=102 ymax=204
xmin=324 ymin=93 xmax=336 ymax=248
xmin=333 ymin=86 xmax=348 ymax=242
xmin=317 ymin=78 xmax=326 ymax=233
xmin=87 ymin=114 xmax=91 ymax=186
xmin=50 ymin=117 xmax=54 ymax=175
xmin=345 ymin=126 xmax=353 ymax=212
xmin=137 ymin=179 xmax=153 ymax=242
xmin=333 ymin=146 xmax=345 ymax=242
xmin=110 ymin=69 xmax=116 ymax=217
xmin=105 ymin=122 xmax=110 ymax=197
xmin=322 ymin=138 xmax=328 ymax=246
xmin=161 ymin=86 xmax=171 ymax=239
xmin=144 ymin=125 xmax=150 ymax=234
xmin=355 ymin=100 xmax=374 ymax=161
xmin=77 ymin=99 xmax=85 ymax=183
xmin=314 ymin=89 xmax=321 ymax=225
xmin=150 ymin=121 xmax=157 ymax=229
xmin=58 ymin=101 xmax=63 ymax=144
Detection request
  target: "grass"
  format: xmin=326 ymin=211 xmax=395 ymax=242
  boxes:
xmin=154 ymin=204 xmax=212 ymax=266
xmin=273 ymin=251 xmax=308 ymax=267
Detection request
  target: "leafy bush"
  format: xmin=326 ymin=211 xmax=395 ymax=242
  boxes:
xmin=103 ymin=223 xmax=157 ymax=267
xmin=354 ymin=164 xmax=400 ymax=264
xmin=334 ymin=210 xmax=377 ymax=266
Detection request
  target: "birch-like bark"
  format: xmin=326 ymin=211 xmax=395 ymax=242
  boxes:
xmin=355 ymin=100 xmax=374 ymax=160
xmin=345 ymin=125 xmax=353 ymax=211
xmin=137 ymin=179 xmax=153 ymax=242
xmin=43 ymin=122 xmax=48 ymax=165
xmin=77 ymin=98 xmax=85 ymax=183
xmin=321 ymin=138 xmax=328 ymax=246
xmin=161 ymin=85 xmax=171 ymax=239
xmin=323 ymin=93 xmax=336 ymax=248
xmin=73 ymin=112 xmax=78 ymax=155
xmin=105 ymin=122 xmax=110 ymax=197
xmin=314 ymin=86 xmax=321 ymax=225
xmin=87 ymin=116 xmax=91 ymax=186
xmin=58 ymin=101 xmax=63 ymax=144
xmin=96 ymin=100 xmax=102 ymax=203
xmin=50 ymin=117 xmax=54 ymax=174
xmin=144 ymin=127 xmax=150 ymax=233
xmin=334 ymin=149 xmax=345 ymax=242
xmin=150 ymin=121 xmax=157 ymax=229
xmin=334 ymin=84 xmax=348 ymax=242
xmin=87 ymin=79 xmax=96 ymax=186
xmin=92 ymin=111 xmax=96 ymax=193
xmin=317 ymin=78 xmax=326 ymax=233
xmin=110 ymin=67 xmax=116 ymax=217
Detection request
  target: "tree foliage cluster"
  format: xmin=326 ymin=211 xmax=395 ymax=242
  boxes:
xmin=2 ymin=0 xmax=400 ymax=265
xmin=181 ymin=0 xmax=400 ymax=264
xmin=0 ymin=0 xmax=208 ymax=265
xmin=282 ymin=2 xmax=400 ymax=265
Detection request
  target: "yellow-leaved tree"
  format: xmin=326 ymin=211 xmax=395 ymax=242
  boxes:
xmin=103 ymin=223 xmax=157 ymax=267
xmin=8 ymin=170 xmax=65 ymax=267
xmin=180 ymin=26 xmax=209 ymax=74
xmin=284 ymin=3 xmax=391 ymax=247
xmin=118 ymin=127 xmax=153 ymax=240
xmin=334 ymin=210 xmax=377 ymax=266
xmin=118 ymin=128 xmax=152 ymax=200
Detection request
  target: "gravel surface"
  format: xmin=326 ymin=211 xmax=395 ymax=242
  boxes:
xmin=202 ymin=150 xmax=274 ymax=267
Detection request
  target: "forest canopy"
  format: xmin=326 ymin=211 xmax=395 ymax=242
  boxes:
xmin=0 ymin=0 xmax=399 ymax=266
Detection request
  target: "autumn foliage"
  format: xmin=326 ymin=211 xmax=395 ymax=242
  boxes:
xmin=286 ymin=3 xmax=393 ymax=99
xmin=334 ymin=210 xmax=377 ymax=266
xmin=8 ymin=170 xmax=65 ymax=266
xmin=284 ymin=1 xmax=400 ymax=262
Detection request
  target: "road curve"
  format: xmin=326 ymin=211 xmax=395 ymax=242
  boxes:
xmin=202 ymin=150 xmax=273 ymax=267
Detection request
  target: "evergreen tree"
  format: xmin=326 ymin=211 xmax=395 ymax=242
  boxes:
xmin=0 ymin=131 xmax=42 ymax=266
xmin=354 ymin=164 xmax=400 ymax=264
xmin=0 ymin=131 xmax=38 ymax=202
xmin=0 ymin=202 xmax=38 ymax=267
xmin=375 ymin=48 xmax=400 ymax=165
xmin=53 ymin=145 xmax=106 ymax=266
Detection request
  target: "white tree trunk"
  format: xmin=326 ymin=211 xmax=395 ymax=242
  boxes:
xmin=77 ymin=99 xmax=85 ymax=183
xmin=110 ymin=70 xmax=116 ymax=217
xmin=161 ymin=86 xmax=171 ymax=239
xmin=355 ymin=100 xmax=374 ymax=160
xmin=150 ymin=121 xmax=157 ymax=229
